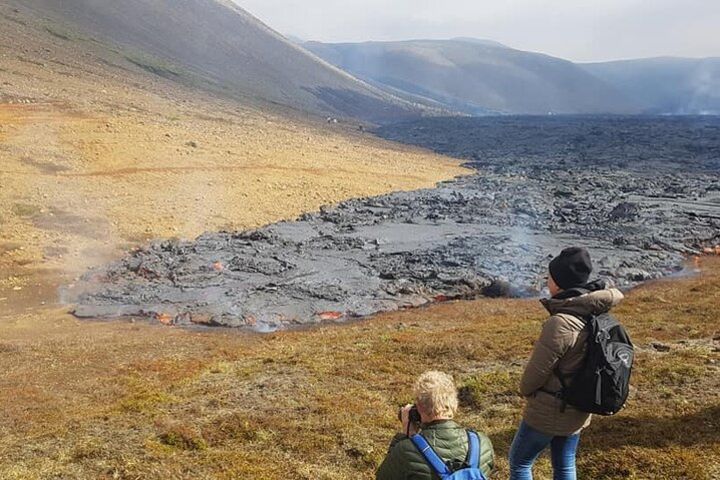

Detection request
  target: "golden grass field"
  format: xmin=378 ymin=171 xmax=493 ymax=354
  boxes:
xmin=0 ymin=254 xmax=718 ymax=479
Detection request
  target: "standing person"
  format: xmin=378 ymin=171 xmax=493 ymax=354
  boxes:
xmin=509 ymin=247 xmax=624 ymax=480
xmin=376 ymin=370 xmax=494 ymax=480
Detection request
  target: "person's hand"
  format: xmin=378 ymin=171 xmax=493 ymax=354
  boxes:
xmin=399 ymin=404 xmax=419 ymax=436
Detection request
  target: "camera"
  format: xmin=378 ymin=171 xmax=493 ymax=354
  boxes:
xmin=398 ymin=404 xmax=422 ymax=424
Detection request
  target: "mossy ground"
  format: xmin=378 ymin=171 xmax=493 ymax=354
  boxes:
xmin=0 ymin=258 xmax=717 ymax=479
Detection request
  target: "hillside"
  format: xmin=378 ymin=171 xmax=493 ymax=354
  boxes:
xmin=304 ymin=39 xmax=637 ymax=115
xmin=0 ymin=1 xmax=468 ymax=320
xmin=584 ymin=57 xmax=720 ymax=114
xmin=7 ymin=0 xmax=429 ymax=122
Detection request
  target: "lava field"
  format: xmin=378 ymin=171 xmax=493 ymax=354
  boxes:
xmin=69 ymin=116 xmax=720 ymax=330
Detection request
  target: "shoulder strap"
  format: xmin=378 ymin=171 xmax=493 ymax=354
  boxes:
xmin=551 ymin=313 xmax=597 ymax=412
xmin=411 ymin=434 xmax=452 ymax=479
xmin=466 ymin=431 xmax=481 ymax=469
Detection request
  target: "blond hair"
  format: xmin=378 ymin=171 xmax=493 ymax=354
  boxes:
xmin=413 ymin=371 xmax=458 ymax=419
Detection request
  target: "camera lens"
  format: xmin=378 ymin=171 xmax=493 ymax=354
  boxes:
xmin=409 ymin=405 xmax=421 ymax=423
xmin=398 ymin=405 xmax=422 ymax=423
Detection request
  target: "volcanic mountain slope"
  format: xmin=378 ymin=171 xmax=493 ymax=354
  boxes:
xmin=583 ymin=57 xmax=720 ymax=114
xmin=7 ymin=0 xmax=429 ymax=122
xmin=304 ymin=39 xmax=637 ymax=115
xmin=0 ymin=2 xmax=467 ymax=314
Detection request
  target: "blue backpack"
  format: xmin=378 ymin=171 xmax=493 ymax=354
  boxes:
xmin=410 ymin=431 xmax=487 ymax=480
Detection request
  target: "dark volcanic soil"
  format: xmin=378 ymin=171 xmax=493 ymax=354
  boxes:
xmin=69 ymin=116 xmax=720 ymax=330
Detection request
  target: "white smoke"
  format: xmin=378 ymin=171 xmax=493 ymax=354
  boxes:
xmin=688 ymin=60 xmax=720 ymax=114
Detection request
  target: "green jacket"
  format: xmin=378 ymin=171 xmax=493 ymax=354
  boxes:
xmin=375 ymin=420 xmax=494 ymax=480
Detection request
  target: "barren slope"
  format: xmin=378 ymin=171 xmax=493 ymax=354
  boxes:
xmin=6 ymin=0 xmax=429 ymax=122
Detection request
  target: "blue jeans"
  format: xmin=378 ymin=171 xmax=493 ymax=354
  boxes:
xmin=508 ymin=421 xmax=580 ymax=480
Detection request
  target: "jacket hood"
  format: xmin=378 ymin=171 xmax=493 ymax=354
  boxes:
xmin=541 ymin=283 xmax=624 ymax=319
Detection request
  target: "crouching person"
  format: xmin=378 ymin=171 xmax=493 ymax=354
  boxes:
xmin=376 ymin=371 xmax=494 ymax=480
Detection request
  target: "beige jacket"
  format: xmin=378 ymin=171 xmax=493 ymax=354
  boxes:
xmin=520 ymin=288 xmax=624 ymax=436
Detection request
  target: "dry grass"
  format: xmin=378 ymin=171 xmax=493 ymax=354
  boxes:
xmin=0 ymin=258 xmax=717 ymax=479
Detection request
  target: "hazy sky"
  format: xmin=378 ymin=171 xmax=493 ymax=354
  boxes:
xmin=234 ymin=0 xmax=720 ymax=62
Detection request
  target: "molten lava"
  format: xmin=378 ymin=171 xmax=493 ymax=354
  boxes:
xmin=317 ymin=311 xmax=344 ymax=321
xmin=156 ymin=312 xmax=174 ymax=326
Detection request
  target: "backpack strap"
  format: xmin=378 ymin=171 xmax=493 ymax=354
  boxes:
xmin=466 ymin=431 xmax=481 ymax=470
xmin=550 ymin=312 xmax=598 ymax=412
xmin=411 ymin=434 xmax=452 ymax=479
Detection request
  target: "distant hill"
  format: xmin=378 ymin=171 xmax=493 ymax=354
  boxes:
xmin=285 ymin=35 xmax=307 ymax=45
xmin=11 ymin=0 xmax=429 ymax=122
xmin=450 ymin=37 xmax=509 ymax=49
xmin=9 ymin=1 xmax=715 ymax=120
xmin=304 ymin=39 xmax=637 ymax=115
xmin=583 ymin=57 xmax=720 ymax=115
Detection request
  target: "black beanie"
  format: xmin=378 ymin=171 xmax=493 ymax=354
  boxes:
xmin=549 ymin=247 xmax=593 ymax=290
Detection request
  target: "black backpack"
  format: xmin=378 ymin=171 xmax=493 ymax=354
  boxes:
xmin=556 ymin=312 xmax=634 ymax=416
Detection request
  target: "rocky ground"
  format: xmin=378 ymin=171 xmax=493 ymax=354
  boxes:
xmin=377 ymin=116 xmax=720 ymax=172
xmin=69 ymin=116 xmax=720 ymax=330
